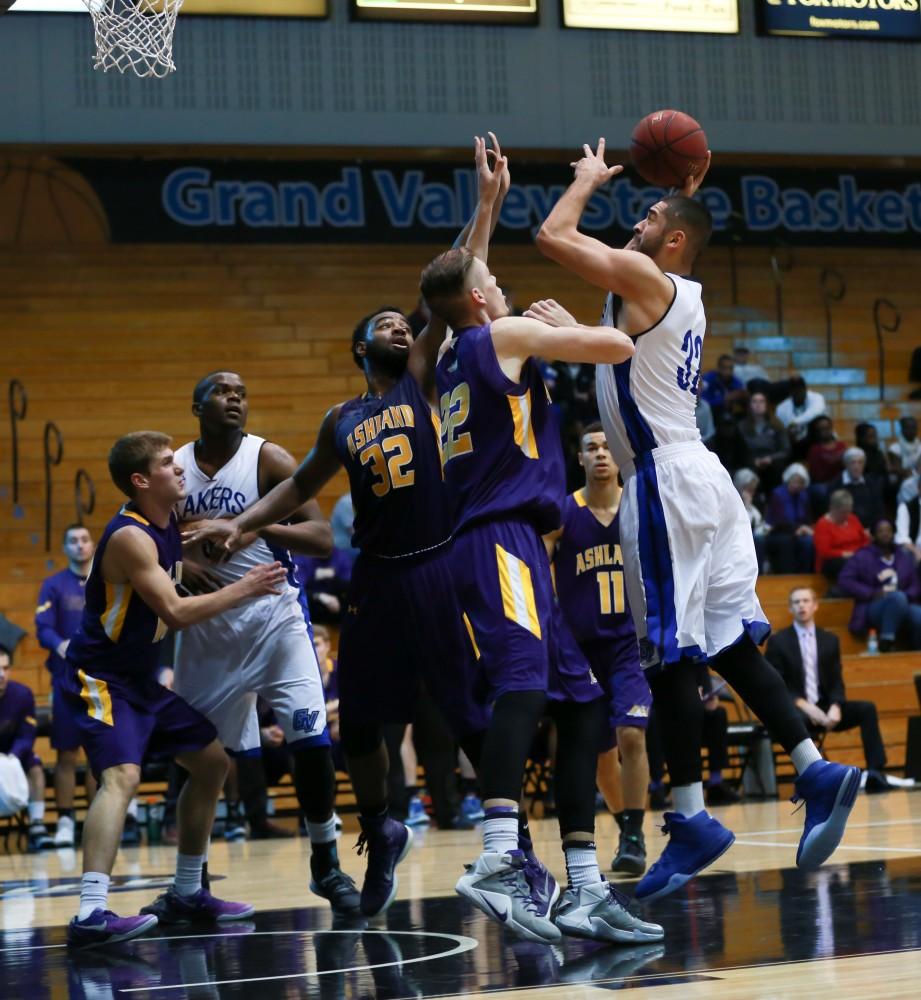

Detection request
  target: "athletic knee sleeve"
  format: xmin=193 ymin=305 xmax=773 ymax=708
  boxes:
xmin=552 ymin=698 xmax=607 ymax=839
xmin=292 ymin=746 xmax=337 ymax=824
xmin=649 ymin=663 xmax=704 ymax=787
xmin=479 ymin=690 xmax=547 ymax=803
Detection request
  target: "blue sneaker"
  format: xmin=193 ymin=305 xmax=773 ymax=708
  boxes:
xmin=139 ymin=887 xmax=254 ymax=924
xmin=634 ymin=811 xmax=735 ymax=902
xmin=792 ymin=761 xmax=861 ymax=869
xmin=460 ymin=794 xmax=485 ymax=824
xmin=405 ymin=796 xmax=430 ymax=827
xmin=67 ymin=909 xmax=158 ymax=949
xmin=355 ymin=817 xmax=413 ymax=917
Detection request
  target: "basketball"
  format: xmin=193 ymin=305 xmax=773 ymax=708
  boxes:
xmin=630 ymin=109 xmax=709 ymax=188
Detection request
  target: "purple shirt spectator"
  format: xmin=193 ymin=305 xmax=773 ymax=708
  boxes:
xmin=0 ymin=679 xmax=39 ymax=768
xmin=837 ymin=543 xmax=920 ymax=635
xmin=765 ymin=482 xmax=814 ymax=533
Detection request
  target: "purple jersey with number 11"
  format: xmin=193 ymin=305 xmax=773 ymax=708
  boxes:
xmin=555 ymin=491 xmax=634 ymax=644
xmin=436 ymin=323 xmax=564 ymax=535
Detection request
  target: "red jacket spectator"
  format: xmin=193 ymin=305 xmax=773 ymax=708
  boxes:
xmin=814 ymin=512 xmax=869 ymax=572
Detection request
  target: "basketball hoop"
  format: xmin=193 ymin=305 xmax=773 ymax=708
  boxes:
xmin=82 ymin=0 xmax=184 ymax=79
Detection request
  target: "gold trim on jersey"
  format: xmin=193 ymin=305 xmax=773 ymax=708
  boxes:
xmin=77 ymin=669 xmax=114 ymax=726
xmin=508 ymin=391 xmax=538 ymax=460
xmin=495 ymin=544 xmax=541 ymax=639
xmin=573 ymin=490 xmax=587 ymax=508
xmin=462 ymin=613 xmax=480 ymax=660
xmin=101 ymin=582 xmax=132 ymax=641
xmin=120 ymin=507 xmax=151 ymax=527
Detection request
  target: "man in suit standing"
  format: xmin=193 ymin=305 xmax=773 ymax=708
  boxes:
xmin=766 ymin=587 xmax=890 ymax=793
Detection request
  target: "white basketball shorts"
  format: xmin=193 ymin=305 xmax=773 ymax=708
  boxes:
xmin=173 ymin=592 xmax=329 ymax=753
xmin=618 ymin=441 xmax=770 ymax=671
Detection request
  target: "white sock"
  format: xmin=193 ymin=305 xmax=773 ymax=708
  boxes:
xmin=482 ymin=808 xmax=519 ymax=855
xmin=174 ymin=853 xmax=204 ymax=897
xmin=28 ymin=802 xmax=45 ymax=824
xmin=672 ymin=783 xmax=706 ymax=818
xmin=79 ymin=871 xmax=110 ymax=920
xmin=791 ymin=739 xmax=823 ymax=775
xmin=564 ymin=842 xmax=602 ymax=890
xmin=307 ymin=817 xmax=337 ymax=845
xmin=58 ymin=814 xmax=75 ymax=830
xmin=126 ymin=798 xmax=138 ymax=820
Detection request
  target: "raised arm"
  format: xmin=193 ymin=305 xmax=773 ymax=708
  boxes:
xmin=108 ymin=527 xmax=287 ymax=631
xmin=257 ymin=441 xmax=334 ymax=558
xmin=184 ymin=405 xmax=344 ymax=551
xmin=408 ymin=133 xmax=508 ymax=399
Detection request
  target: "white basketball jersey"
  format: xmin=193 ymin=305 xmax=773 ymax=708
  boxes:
xmin=596 ymin=274 xmax=706 ymax=469
xmin=174 ymin=434 xmax=292 ymax=590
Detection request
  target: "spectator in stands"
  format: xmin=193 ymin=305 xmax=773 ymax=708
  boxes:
xmin=293 ymin=550 xmax=352 ymax=625
xmin=738 ymin=391 xmax=790 ymax=492
xmin=776 ymin=375 xmax=827 ymax=452
xmin=696 ymin=392 xmax=715 ymax=444
xmin=897 ymin=452 xmax=921 ymax=507
xmin=35 ymin=523 xmax=98 ymax=848
xmin=837 ymin=519 xmax=921 ymax=652
xmin=312 ymin=625 xmax=340 ymax=748
xmin=888 ymin=415 xmax=921 ymax=478
xmin=0 ymin=646 xmax=53 ymax=850
xmin=733 ymin=469 xmax=769 ymax=573
xmin=765 ymin=463 xmax=815 ymax=574
xmin=806 ymin=415 xmax=847 ymax=486
xmin=330 ymin=492 xmax=356 ymax=565
xmin=701 ymin=353 xmax=746 ymax=420
xmin=709 ymin=412 xmax=752 ymax=475
xmin=895 ymin=489 xmax=921 ymax=562
xmin=732 ymin=345 xmax=770 ymax=391
xmin=813 ymin=489 xmax=869 ymax=584
xmin=828 ymin=448 xmax=886 ymax=533
xmin=854 ymin=423 xmax=891 ymax=488
xmin=766 ymin=587 xmax=891 ymax=793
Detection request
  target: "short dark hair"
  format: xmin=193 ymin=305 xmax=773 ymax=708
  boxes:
xmin=717 ymin=353 xmax=733 ymax=365
xmin=351 ymin=307 xmax=405 ymax=370
xmin=661 ymin=195 xmax=713 ymax=260
xmin=0 ymin=645 xmax=11 ymax=664
xmin=790 ymin=375 xmax=807 ymax=388
xmin=62 ymin=523 xmax=89 ymax=542
xmin=193 ymin=371 xmax=240 ymax=404
xmin=581 ymin=420 xmax=604 ymax=438
xmin=109 ymin=431 xmax=172 ymax=499
xmin=420 ymin=247 xmax=478 ymax=328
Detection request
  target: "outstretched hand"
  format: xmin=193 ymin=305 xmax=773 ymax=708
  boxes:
xmin=181 ymin=518 xmax=242 ymax=554
xmin=679 ymin=150 xmax=712 ymax=197
xmin=571 ymin=138 xmax=623 ymax=189
xmin=475 ymin=131 xmax=509 ymax=203
xmin=523 ymin=299 xmax=577 ymax=328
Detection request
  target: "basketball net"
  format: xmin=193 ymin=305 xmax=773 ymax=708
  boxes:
xmin=82 ymin=0 xmax=184 ymax=79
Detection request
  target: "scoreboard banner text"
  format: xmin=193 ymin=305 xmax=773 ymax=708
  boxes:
xmin=61 ymin=156 xmax=921 ymax=247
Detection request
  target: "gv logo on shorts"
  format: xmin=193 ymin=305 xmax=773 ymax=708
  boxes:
xmin=293 ymin=709 xmax=321 ymax=734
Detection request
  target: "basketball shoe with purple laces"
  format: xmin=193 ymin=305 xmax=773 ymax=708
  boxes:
xmin=791 ymin=760 xmax=861 ymax=869
xmin=139 ymin=887 xmax=254 ymax=924
xmin=67 ymin=910 xmax=158 ymax=949
xmin=355 ymin=815 xmax=414 ymax=917
xmin=456 ymin=849 xmax=561 ymax=943
xmin=634 ymin=811 xmax=735 ymax=902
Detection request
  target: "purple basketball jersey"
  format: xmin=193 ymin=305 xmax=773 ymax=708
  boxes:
xmin=554 ymin=491 xmax=635 ymax=644
xmin=334 ymin=371 xmax=450 ymax=558
xmin=66 ymin=504 xmax=182 ymax=683
xmin=435 ymin=323 xmax=564 ymax=535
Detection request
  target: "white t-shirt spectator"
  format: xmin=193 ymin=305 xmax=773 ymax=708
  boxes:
xmin=888 ymin=436 xmax=921 ymax=474
xmin=776 ymin=390 xmax=827 ymax=441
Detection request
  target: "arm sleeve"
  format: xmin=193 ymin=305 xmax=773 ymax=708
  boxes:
xmin=10 ymin=690 xmax=38 ymax=764
xmin=35 ymin=579 xmax=66 ymax=653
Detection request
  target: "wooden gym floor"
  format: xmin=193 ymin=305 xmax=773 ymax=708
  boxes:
xmin=0 ymin=791 xmax=919 ymax=998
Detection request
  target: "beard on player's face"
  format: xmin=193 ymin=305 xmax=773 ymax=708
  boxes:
xmin=365 ymin=338 xmax=410 ymax=378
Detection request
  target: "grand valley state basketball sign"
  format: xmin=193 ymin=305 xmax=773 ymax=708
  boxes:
xmin=6 ymin=154 xmax=921 ymax=247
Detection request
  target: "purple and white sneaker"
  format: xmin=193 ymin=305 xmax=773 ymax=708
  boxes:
xmin=355 ymin=817 xmax=414 ymax=918
xmin=140 ymin=887 xmax=254 ymax=925
xmin=67 ymin=909 xmax=158 ymax=949
xmin=455 ymin=849 xmax=561 ymax=943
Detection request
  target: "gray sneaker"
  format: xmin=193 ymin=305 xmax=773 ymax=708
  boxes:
xmin=455 ymin=849 xmax=561 ymax=943
xmin=555 ymin=880 xmax=664 ymax=944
